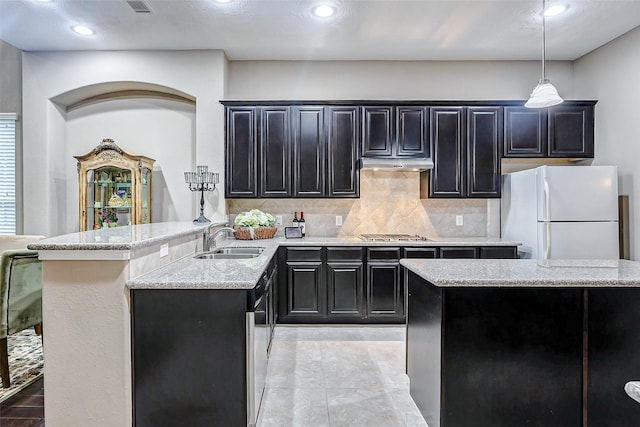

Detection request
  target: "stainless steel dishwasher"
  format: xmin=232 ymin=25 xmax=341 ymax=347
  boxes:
xmin=246 ymin=259 xmax=275 ymax=426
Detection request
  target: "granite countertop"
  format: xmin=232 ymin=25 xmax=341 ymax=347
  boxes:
xmin=127 ymin=238 xmax=282 ymax=290
xmin=27 ymin=221 xmax=211 ymax=251
xmin=625 ymin=382 xmax=640 ymax=404
xmin=401 ymin=258 xmax=640 ymax=287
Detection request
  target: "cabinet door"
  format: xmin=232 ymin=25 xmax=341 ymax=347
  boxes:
xmin=327 ymin=262 xmax=364 ymax=318
xmin=397 ymin=106 xmax=429 ymax=157
xmin=503 ymin=107 xmax=546 ymax=157
xmin=367 ymin=262 xmax=403 ymax=319
xmin=327 ymin=106 xmax=360 ymax=197
xmin=293 ymin=107 xmax=326 ymax=197
xmin=548 ymin=104 xmax=594 ymax=158
xmin=362 ymin=106 xmax=393 ymax=156
xmin=225 ymin=107 xmax=258 ymax=197
xmin=429 ymin=107 xmax=465 ymax=198
xmin=467 ymin=107 xmax=502 ymax=198
xmin=285 ymin=262 xmax=324 ymax=318
xmin=260 ymin=107 xmax=291 ymax=197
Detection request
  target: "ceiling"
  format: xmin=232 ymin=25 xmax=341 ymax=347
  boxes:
xmin=1 ymin=0 xmax=639 ymax=61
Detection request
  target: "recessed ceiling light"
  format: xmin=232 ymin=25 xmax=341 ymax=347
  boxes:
xmin=544 ymin=4 xmax=568 ymax=16
xmin=312 ymin=4 xmax=336 ymax=18
xmin=71 ymin=25 xmax=95 ymax=36
xmin=215 ymin=0 xmax=233 ymax=3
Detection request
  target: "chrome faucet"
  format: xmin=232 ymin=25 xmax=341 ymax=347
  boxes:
xmin=203 ymin=226 xmax=235 ymax=251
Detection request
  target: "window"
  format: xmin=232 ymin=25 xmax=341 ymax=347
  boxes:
xmin=0 ymin=113 xmax=17 ymax=235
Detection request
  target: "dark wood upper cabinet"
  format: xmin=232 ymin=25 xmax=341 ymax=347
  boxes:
xmin=466 ymin=107 xmax=502 ymax=198
xmin=225 ymin=107 xmax=258 ymax=198
xmin=327 ymin=106 xmax=360 ymax=197
xmin=362 ymin=105 xmax=429 ymax=158
xmin=260 ymin=107 xmax=291 ymax=197
xmin=293 ymin=106 xmax=326 ymax=197
xmin=503 ymin=106 xmax=547 ymax=157
xmin=397 ymin=106 xmax=429 ymax=157
xmin=503 ymin=102 xmax=594 ymax=159
xmin=548 ymin=103 xmax=594 ymax=158
xmin=429 ymin=107 xmax=465 ymax=198
xmin=362 ymin=106 xmax=393 ymax=156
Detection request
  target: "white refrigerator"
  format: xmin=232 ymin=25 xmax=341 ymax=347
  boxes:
xmin=501 ymin=165 xmax=619 ymax=259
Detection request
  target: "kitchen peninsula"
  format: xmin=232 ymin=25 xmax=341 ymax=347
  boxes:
xmin=402 ymin=258 xmax=640 ymax=427
xmin=28 ymin=222 xmax=518 ymax=426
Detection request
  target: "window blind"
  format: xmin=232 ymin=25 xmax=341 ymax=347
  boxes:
xmin=0 ymin=114 xmax=17 ymax=235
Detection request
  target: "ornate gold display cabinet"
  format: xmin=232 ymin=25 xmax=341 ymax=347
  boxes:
xmin=75 ymin=138 xmax=155 ymax=231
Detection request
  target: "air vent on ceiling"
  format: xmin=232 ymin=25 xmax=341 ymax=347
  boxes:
xmin=126 ymin=0 xmax=152 ymax=13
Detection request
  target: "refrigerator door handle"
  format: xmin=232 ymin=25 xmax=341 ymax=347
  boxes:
xmin=544 ymin=222 xmax=551 ymax=259
xmin=543 ymin=178 xmax=551 ymax=221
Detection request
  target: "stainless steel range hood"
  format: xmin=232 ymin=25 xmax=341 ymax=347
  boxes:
xmin=360 ymin=157 xmax=434 ymax=171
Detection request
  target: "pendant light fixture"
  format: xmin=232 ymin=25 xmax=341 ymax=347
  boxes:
xmin=525 ymin=0 xmax=564 ymax=108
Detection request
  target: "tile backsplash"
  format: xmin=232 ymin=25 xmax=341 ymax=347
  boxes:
xmin=227 ymin=170 xmax=499 ymax=238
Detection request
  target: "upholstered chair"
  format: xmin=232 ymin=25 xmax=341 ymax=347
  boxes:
xmin=0 ymin=235 xmax=44 ymax=388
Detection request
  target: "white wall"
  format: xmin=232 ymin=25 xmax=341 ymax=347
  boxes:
xmin=574 ymin=26 xmax=640 ymax=260
xmin=227 ymin=60 xmax=574 ymax=100
xmin=22 ymin=50 xmax=228 ymax=237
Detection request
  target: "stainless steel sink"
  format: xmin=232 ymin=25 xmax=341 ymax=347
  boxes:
xmin=213 ymin=247 xmax=265 ymax=255
xmin=194 ymin=247 xmax=265 ymax=260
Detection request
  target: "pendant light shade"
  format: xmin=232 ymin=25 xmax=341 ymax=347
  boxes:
xmin=525 ymin=0 xmax=563 ymax=109
xmin=525 ymin=78 xmax=563 ymax=108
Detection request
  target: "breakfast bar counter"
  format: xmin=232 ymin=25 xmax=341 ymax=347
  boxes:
xmin=401 ymin=258 xmax=640 ymax=427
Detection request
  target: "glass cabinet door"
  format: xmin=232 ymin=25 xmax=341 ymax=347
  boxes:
xmin=141 ymin=167 xmax=151 ymax=224
xmin=86 ymin=166 xmax=133 ymax=229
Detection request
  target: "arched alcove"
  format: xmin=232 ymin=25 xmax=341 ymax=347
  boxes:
xmin=52 ymin=81 xmax=197 ymax=232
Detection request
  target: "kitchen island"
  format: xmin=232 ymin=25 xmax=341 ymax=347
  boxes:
xmin=28 ymin=223 xmax=518 ymax=426
xmin=401 ymin=258 xmax=640 ymax=427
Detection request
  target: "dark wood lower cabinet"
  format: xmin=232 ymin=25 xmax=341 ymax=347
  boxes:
xmin=407 ymin=272 xmax=640 ymax=427
xmin=587 ymin=289 xmax=640 ymax=426
xmin=285 ymin=261 xmax=324 ymax=318
xmin=366 ymin=262 xmax=403 ymax=321
xmin=327 ymin=261 xmax=364 ymax=318
xmin=279 ymin=245 xmax=516 ymax=324
xmin=132 ymin=289 xmax=249 ymax=426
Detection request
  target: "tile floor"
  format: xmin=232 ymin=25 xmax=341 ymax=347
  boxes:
xmin=257 ymin=325 xmax=428 ymax=427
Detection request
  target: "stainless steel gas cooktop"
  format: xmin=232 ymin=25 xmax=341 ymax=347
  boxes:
xmin=359 ymin=233 xmax=429 ymax=242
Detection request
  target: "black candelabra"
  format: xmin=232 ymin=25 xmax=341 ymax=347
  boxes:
xmin=184 ymin=165 xmax=219 ymax=224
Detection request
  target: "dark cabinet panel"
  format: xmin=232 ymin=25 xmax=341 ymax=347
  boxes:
xmin=478 ymin=246 xmax=518 ymax=259
xmin=132 ymin=289 xmax=249 ymax=426
xmin=293 ymin=106 xmax=326 ymax=197
xmin=327 ymin=106 xmax=360 ymax=197
xmin=327 ymin=262 xmax=364 ymax=317
xmin=440 ymin=247 xmax=478 ymax=259
xmin=260 ymin=107 xmax=291 ymax=197
xmin=503 ymin=107 xmax=546 ymax=157
xmin=397 ymin=106 xmax=429 ymax=157
xmin=367 ymin=262 xmax=403 ymax=319
xmin=286 ymin=261 xmax=324 ymax=317
xmin=225 ymin=107 xmax=258 ymax=197
xmin=587 ymin=289 xmax=640 ymax=426
xmin=429 ymin=107 xmax=465 ymax=198
xmin=362 ymin=106 xmax=393 ymax=156
xmin=403 ymin=247 xmax=438 ymax=258
xmin=467 ymin=107 xmax=502 ymax=198
xmin=548 ymin=104 xmax=594 ymax=158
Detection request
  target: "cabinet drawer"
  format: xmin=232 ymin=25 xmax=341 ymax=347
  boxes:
xmin=478 ymin=246 xmax=518 ymax=259
xmin=367 ymin=247 xmax=401 ymax=261
xmin=440 ymin=247 xmax=478 ymax=259
xmin=403 ymin=247 xmax=438 ymax=259
xmin=327 ymin=247 xmax=363 ymax=262
xmin=286 ymin=247 xmax=323 ymax=261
